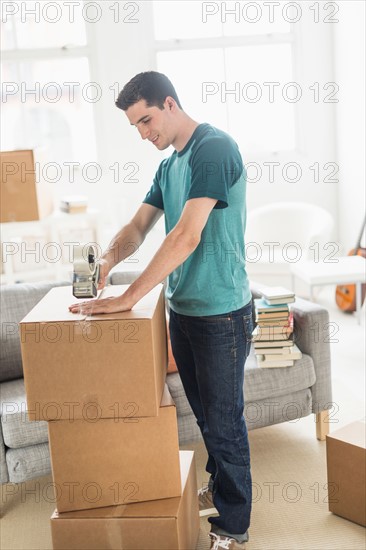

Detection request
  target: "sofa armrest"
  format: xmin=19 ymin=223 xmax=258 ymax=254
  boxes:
xmin=291 ymin=297 xmax=332 ymax=413
xmin=109 ymin=271 xmax=142 ymax=286
xmin=0 ymin=423 xmax=9 ymax=483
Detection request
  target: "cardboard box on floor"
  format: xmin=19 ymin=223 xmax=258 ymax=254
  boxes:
xmin=326 ymin=420 xmax=366 ymax=527
xmin=20 ymin=284 xmax=168 ymax=421
xmin=0 ymin=149 xmax=53 ymax=222
xmin=51 ymin=450 xmax=199 ymax=550
xmin=48 ymin=384 xmax=181 ymax=513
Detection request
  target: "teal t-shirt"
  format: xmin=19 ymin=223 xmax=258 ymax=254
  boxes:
xmin=143 ymin=123 xmax=251 ymax=316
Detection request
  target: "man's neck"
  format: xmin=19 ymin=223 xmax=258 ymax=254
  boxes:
xmin=172 ymin=114 xmax=200 ymax=152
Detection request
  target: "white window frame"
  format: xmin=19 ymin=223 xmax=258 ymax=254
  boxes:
xmin=1 ymin=19 xmax=99 ymax=162
xmin=151 ymin=4 xmax=298 ymax=158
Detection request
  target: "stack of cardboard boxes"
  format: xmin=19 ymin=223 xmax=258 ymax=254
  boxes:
xmin=20 ymin=284 xmax=200 ymax=549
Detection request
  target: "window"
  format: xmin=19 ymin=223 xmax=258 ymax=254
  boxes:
xmin=153 ymin=0 xmax=296 ymax=155
xmin=1 ymin=1 xmax=97 ymax=165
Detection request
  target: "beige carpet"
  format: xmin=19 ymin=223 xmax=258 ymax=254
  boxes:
xmin=1 ymin=423 xmax=365 ymax=550
xmin=1 ymin=288 xmax=365 ymax=549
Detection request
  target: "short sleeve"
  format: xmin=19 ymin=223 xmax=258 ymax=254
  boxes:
xmin=142 ymin=164 xmax=164 ymax=210
xmin=188 ymin=136 xmax=244 ymax=209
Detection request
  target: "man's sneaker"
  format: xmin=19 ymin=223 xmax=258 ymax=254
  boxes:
xmin=209 ymin=533 xmax=246 ymax=550
xmin=198 ymin=485 xmax=217 ymax=517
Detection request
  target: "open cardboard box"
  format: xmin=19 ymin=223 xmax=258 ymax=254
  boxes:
xmin=20 ymin=284 xmax=168 ymax=420
xmin=48 ymin=384 xmax=181 ymax=513
xmin=50 ymin=450 xmax=199 ymax=550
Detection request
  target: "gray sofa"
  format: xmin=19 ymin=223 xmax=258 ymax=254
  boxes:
xmin=0 ymin=272 xmax=332 ymax=484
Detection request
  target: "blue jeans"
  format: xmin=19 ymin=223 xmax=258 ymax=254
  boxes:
xmin=169 ymin=301 xmax=253 ymax=541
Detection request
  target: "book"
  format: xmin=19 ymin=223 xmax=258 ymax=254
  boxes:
xmin=60 ymin=204 xmax=88 ymax=214
xmin=256 ymin=312 xmax=289 ymax=321
xmin=263 ymin=296 xmax=295 ymax=306
xmin=256 ymin=319 xmax=291 ymax=327
xmin=257 ymin=358 xmax=295 ymax=368
xmin=256 ymin=344 xmax=302 ymax=362
xmin=257 ymin=312 xmax=294 ymax=332
xmin=262 ymin=286 xmax=295 ymax=306
xmin=255 ymin=326 xmax=293 ymax=338
xmin=252 ymin=326 xmax=292 ymax=342
xmin=254 ymin=339 xmax=294 ymax=349
xmin=255 ymin=346 xmax=292 ymax=355
xmin=254 ymin=298 xmax=289 ymax=314
xmin=60 ymin=195 xmax=88 ymax=214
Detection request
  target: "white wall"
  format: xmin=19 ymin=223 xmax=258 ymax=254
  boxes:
xmin=333 ymin=1 xmax=366 ymax=253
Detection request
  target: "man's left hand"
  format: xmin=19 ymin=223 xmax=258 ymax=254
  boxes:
xmin=69 ymin=295 xmax=132 ymax=315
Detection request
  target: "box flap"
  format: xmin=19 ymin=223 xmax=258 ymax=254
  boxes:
xmin=20 ymin=286 xmax=84 ymax=323
xmin=327 ymin=420 xmax=366 ymax=449
xmin=51 ymin=451 xmax=194 ymax=520
xmin=20 ymin=285 xmax=164 ymax=323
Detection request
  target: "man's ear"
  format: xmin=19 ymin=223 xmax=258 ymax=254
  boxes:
xmin=165 ymin=96 xmax=175 ymax=111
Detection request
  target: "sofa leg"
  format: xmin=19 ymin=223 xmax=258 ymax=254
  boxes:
xmin=315 ymin=410 xmax=329 ymax=441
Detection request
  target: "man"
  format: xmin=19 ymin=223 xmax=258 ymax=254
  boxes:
xmin=69 ymin=71 xmax=253 ymax=550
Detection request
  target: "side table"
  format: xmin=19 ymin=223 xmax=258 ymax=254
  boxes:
xmin=290 ymin=255 xmax=366 ymax=324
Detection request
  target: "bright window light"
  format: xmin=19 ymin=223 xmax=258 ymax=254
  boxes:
xmin=1 ymin=58 xmax=97 ymax=164
xmin=225 ymin=44 xmax=296 ymax=152
xmin=153 ymin=1 xmax=295 ymax=154
xmin=1 ymin=1 xmax=87 ymax=50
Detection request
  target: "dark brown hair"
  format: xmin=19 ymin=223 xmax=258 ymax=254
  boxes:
xmin=115 ymin=71 xmax=182 ymax=111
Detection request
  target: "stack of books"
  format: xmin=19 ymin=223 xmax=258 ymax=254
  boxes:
xmin=252 ymin=287 xmax=302 ymax=368
xmin=60 ymin=195 xmax=88 ymax=214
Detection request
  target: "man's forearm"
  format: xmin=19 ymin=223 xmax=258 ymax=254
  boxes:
xmin=123 ymin=228 xmax=199 ymax=306
xmin=101 ymin=222 xmax=145 ymax=270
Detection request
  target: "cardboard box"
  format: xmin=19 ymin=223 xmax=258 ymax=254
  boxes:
xmin=0 ymin=149 xmax=53 ymax=222
xmin=50 ymin=450 xmax=199 ymax=550
xmin=48 ymin=384 xmax=181 ymax=512
xmin=326 ymin=420 xmax=366 ymax=526
xmin=20 ymin=284 xmax=168 ymax=420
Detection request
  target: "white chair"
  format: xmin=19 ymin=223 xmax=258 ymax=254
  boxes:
xmin=245 ymin=202 xmax=334 ymax=288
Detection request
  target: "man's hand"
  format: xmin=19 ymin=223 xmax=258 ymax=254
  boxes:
xmin=69 ymin=294 xmax=133 ymax=315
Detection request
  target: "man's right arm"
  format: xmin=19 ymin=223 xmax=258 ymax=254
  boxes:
xmin=98 ymin=203 xmax=163 ymax=287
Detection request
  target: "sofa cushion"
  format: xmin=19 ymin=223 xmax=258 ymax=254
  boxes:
xmin=244 ymin=388 xmax=312 ymax=430
xmin=6 ymin=442 xmax=51 ymax=483
xmin=0 ymin=423 xmax=8 ymax=483
xmin=177 ymin=414 xmax=202 ymax=445
xmin=0 ymin=379 xmax=48 ymax=449
xmin=109 ymin=271 xmax=142 ymax=285
xmin=167 ymin=349 xmax=315 ymax=413
xmin=244 ymin=348 xmax=316 ymax=402
xmin=166 ymin=372 xmax=195 ymax=417
xmin=0 ymin=281 xmax=70 ymax=382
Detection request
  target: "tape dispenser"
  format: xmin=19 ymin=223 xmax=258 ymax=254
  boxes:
xmin=72 ymin=244 xmax=100 ymax=298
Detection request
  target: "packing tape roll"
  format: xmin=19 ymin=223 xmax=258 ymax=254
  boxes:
xmin=73 ymin=244 xmax=97 ymax=276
